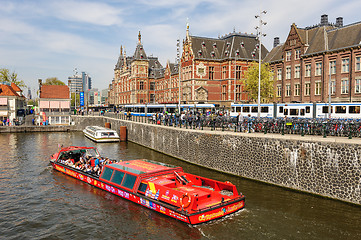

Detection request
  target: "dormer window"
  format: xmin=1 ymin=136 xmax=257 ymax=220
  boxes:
xmin=201 ymin=41 xmax=205 ymax=47
xmin=198 ymin=50 xmax=202 ymax=56
xmin=140 ymin=54 xmax=143 ymax=59
xmin=226 ymin=42 xmax=231 ymax=47
xmin=213 ymin=43 xmax=217 ymax=48
xmin=236 ymin=50 xmax=240 ymax=56
xmin=225 ymin=50 xmax=229 ymax=56
xmin=211 ymin=51 xmax=215 ymax=57
xmin=241 ymin=42 xmax=244 ymax=48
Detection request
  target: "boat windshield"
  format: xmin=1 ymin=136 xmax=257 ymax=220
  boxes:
xmin=85 ymin=148 xmax=100 ymax=157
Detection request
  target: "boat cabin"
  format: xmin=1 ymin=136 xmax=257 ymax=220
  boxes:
xmin=99 ymin=159 xmax=239 ymax=213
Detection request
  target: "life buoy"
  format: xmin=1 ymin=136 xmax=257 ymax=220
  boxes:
xmin=180 ymin=193 xmax=192 ymax=208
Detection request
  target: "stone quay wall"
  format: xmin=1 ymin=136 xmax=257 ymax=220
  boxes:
xmin=75 ymin=116 xmax=361 ymax=205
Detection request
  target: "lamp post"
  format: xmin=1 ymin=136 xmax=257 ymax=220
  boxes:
xmin=255 ymin=10 xmax=267 ymax=118
xmin=177 ymin=38 xmax=181 ymax=113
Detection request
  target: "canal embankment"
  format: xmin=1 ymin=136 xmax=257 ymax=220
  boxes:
xmin=72 ymin=115 xmax=361 ymax=205
xmin=4 ymin=115 xmax=361 ymax=205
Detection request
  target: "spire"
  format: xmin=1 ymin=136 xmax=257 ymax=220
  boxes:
xmin=120 ymin=45 xmax=123 ymax=55
xmin=138 ymin=31 xmax=141 ymax=44
xmin=186 ymin=18 xmax=190 ymax=40
xmin=123 ymin=50 xmax=127 ymax=70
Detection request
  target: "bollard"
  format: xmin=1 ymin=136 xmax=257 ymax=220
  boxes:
xmin=323 ymin=123 xmax=327 ymax=138
xmin=119 ymin=126 xmax=127 ymax=141
xmin=234 ymin=125 xmax=237 ymax=132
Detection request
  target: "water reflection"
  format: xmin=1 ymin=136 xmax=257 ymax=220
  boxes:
xmin=0 ymin=132 xmax=361 ymax=240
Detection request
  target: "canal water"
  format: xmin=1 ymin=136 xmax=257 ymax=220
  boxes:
xmin=0 ymin=132 xmax=361 ymax=240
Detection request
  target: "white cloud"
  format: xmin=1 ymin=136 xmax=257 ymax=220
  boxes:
xmin=1 ymin=0 xmax=360 ymax=92
xmin=50 ymin=0 xmax=123 ymax=26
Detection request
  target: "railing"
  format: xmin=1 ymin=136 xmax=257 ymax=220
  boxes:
xmin=98 ymin=112 xmax=361 ymax=139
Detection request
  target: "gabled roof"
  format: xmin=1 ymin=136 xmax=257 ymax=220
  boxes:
xmin=40 ymin=85 xmax=69 ymax=99
xmin=0 ymin=84 xmax=20 ymax=97
xmin=190 ymin=32 xmax=268 ymax=61
xmin=10 ymin=83 xmax=21 ymax=92
xmin=269 ymin=20 xmax=361 ymax=59
xmin=263 ymin=43 xmax=284 ymax=63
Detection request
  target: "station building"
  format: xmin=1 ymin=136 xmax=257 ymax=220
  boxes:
xmin=265 ymin=15 xmax=361 ymax=104
xmin=109 ymin=26 xmax=268 ymax=108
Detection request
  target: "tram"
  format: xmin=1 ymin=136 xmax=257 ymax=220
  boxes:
xmin=231 ymin=102 xmax=361 ymax=119
xmin=123 ymin=104 xmax=215 ymax=117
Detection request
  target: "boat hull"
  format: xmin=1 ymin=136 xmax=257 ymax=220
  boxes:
xmin=83 ymin=132 xmax=120 ymax=142
xmin=51 ymin=162 xmax=245 ymax=224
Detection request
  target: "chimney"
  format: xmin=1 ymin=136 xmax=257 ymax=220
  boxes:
xmin=273 ymin=37 xmax=280 ymax=48
xmin=321 ymin=14 xmax=328 ymax=26
xmin=336 ymin=17 xmax=343 ymax=27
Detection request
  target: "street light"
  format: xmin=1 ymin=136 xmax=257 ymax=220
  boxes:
xmin=255 ymin=10 xmax=267 ymax=118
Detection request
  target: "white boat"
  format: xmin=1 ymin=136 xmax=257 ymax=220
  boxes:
xmin=83 ymin=126 xmax=119 ymax=142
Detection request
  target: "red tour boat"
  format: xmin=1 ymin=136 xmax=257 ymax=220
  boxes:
xmin=50 ymin=146 xmax=245 ymax=224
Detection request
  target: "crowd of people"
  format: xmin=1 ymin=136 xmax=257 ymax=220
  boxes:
xmin=58 ymin=153 xmax=116 ymax=176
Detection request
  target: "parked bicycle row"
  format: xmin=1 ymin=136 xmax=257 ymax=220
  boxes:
xmin=104 ymin=111 xmax=361 ymax=138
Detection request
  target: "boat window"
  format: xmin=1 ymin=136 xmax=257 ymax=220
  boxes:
xmin=279 ymin=106 xmax=283 ymax=113
xmin=101 ymin=167 xmax=114 ymax=181
xmin=86 ymin=148 xmax=99 ymax=157
xmin=251 ymin=106 xmax=258 ymax=113
xmin=138 ymin=182 xmax=148 ymax=193
xmin=300 ymin=109 xmax=305 ymax=116
xmin=306 ymin=106 xmax=311 ymax=113
xmin=121 ymin=174 xmax=137 ymax=189
xmin=111 ymin=170 xmax=125 ymax=185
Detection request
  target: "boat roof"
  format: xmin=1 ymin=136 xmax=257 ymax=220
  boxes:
xmin=85 ymin=126 xmax=116 ymax=132
xmin=60 ymin=146 xmax=95 ymax=152
xmin=108 ymin=159 xmax=180 ymax=175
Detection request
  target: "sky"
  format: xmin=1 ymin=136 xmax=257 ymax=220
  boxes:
xmin=0 ymin=0 xmax=360 ymax=95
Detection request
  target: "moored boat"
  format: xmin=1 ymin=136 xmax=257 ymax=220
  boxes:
xmin=83 ymin=126 xmax=119 ymax=142
xmin=50 ymin=146 xmax=245 ymax=224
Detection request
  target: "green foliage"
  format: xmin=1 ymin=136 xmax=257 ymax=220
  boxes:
xmin=0 ymin=68 xmax=27 ymax=88
xmin=243 ymin=62 xmax=275 ymax=102
xmin=27 ymin=99 xmax=38 ymax=106
xmin=71 ymin=92 xmax=80 ymax=107
xmin=44 ymin=77 xmax=65 ymax=85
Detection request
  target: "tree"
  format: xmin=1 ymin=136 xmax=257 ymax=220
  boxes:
xmin=243 ymin=62 xmax=275 ymax=103
xmin=0 ymin=68 xmax=27 ymax=88
xmin=27 ymin=99 xmax=38 ymax=107
xmin=44 ymin=77 xmax=65 ymax=85
xmin=71 ymin=93 xmax=80 ymax=108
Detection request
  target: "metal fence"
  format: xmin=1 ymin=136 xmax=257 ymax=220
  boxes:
xmin=99 ymin=112 xmax=361 ymax=139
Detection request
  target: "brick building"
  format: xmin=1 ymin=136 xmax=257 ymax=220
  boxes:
xmin=265 ymin=15 xmax=361 ymax=103
xmin=180 ymin=26 xmax=268 ymax=107
xmin=109 ymin=26 xmax=268 ymax=108
xmin=110 ymin=32 xmax=169 ymax=106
